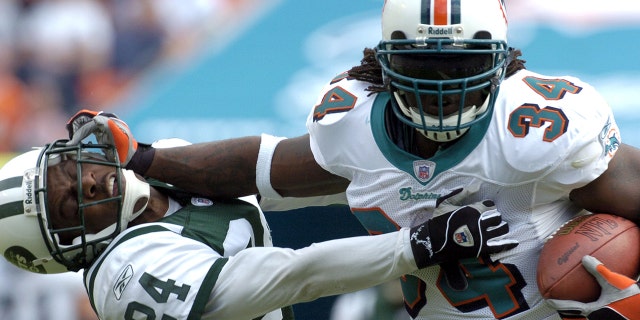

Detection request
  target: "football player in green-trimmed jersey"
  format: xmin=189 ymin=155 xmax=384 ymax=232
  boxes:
xmin=0 ymin=138 xmax=516 ymax=319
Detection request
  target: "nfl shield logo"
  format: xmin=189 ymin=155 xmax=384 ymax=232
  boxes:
xmin=413 ymin=160 xmax=436 ymax=183
xmin=455 ymin=232 xmax=468 ymax=244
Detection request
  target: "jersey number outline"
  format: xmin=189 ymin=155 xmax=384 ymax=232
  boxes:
xmin=351 ymin=207 xmax=528 ymax=318
xmin=508 ymin=76 xmax=582 ymax=142
xmin=313 ymin=86 xmax=357 ymax=121
xmin=124 ymin=273 xmax=191 ymax=320
xmin=508 ymin=104 xmax=569 ymax=142
xmin=121 ymin=216 xmax=256 ymax=320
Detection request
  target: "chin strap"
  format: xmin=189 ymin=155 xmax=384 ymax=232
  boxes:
xmin=394 ymin=92 xmax=489 ymax=142
xmin=119 ymin=169 xmax=150 ymax=232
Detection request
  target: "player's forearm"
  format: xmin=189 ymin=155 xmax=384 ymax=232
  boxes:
xmin=209 ymin=229 xmax=416 ymax=318
xmin=144 ymin=134 xmax=348 ymax=199
xmin=570 ymin=144 xmax=640 ymax=224
xmin=146 ymin=137 xmax=262 ymax=198
xmin=270 ymin=134 xmax=350 ymax=197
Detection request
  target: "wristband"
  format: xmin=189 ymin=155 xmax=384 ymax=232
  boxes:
xmin=256 ymin=134 xmax=286 ymax=199
xmin=125 ymin=143 xmax=155 ymax=176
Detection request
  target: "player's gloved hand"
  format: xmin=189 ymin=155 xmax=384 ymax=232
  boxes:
xmin=66 ymin=109 xmax=154 ymax=174
xmin=409 ymin=188 xmax=518 ymax=269
xmin=546 ymin=255 xmax=640 ymax=320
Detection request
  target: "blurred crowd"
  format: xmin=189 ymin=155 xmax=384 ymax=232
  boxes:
xmin=0 ymin=0 xmax=258 ymax=154
xmin=0 ymin=263 xmax=95 ymax=320
xmin=0 ymin=0 xmax=260 ymax=319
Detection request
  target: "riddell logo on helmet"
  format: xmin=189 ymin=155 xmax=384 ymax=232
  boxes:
xmin=24 ymin=179 xmax=33 ymax=205
xmin=428 ymin=27 xmax=453 ymax=35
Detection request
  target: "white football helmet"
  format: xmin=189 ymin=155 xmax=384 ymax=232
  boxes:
xmin=377 ymin=0 xmax=510 ymax=142
xmin=0 ymin=140 xmax=149 ymax=273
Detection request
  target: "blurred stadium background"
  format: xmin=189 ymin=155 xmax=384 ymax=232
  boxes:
xmin=1 ymin=0 xmax=638 ymax=319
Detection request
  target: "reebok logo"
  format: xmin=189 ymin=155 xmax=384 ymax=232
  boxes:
xmin=113 ymin=265 xmax=134 ymax=300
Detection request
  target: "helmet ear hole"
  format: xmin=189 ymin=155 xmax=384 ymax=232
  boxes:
xmin=391 ymin=31 xmax=407 ymax=40
xmin=473 ymin=31 xmax=492 ymax=40
xmin=471 ymin=31 xmax=493 ymax=50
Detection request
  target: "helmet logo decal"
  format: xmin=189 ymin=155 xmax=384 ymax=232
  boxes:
xmin=4 ymin=246 xmax=46 ymax=273
xmin=423 ymin=0 xmax=461 ymax=25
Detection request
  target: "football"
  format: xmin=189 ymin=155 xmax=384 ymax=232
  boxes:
xmin=537 ymin=213 xmax=640 ymax=302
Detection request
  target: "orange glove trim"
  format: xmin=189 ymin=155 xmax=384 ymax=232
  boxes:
xmin=595 ymin=264 xmax=637 ymax=290
xmin=107 ymin=119 xmax=137 ymax=164
xmin=67 ymin=109 xmax=99 ymax=125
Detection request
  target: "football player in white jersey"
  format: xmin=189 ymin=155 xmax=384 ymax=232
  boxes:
xmin=0 ymin=138 xmax=518 ymax=319
xmin=64 ymin=0 xmax=640 ymax=319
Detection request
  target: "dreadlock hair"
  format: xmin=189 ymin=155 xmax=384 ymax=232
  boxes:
xmin=346 ymin=47 xmax=527 ymax=95
xmin=347 ymin=48 xmax=386 ymax=95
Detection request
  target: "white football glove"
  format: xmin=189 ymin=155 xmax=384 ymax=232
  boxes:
xmin=66 ymin=109 xmax=156 ymax=174
xmin=546 ymin=255 xmax=640 ymax=320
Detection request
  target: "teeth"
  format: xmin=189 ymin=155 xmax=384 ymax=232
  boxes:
xmin=108 ymin=177 xmax=116 ymax=196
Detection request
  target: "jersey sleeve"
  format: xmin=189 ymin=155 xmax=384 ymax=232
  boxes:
xmin=85 ymin=224 xmax=418 ymax=320
xmin=491 ymin=71 xmax=621 ymax=198
xmin=305 ymin=76 xmax=381 ymax=179
xmin=204 ymin=229 xmax=417 ymax=319
xmin=85 ymin=224 xmax=227 ymax=320
xmin=538 ymin=78 xmax=621 ymax=192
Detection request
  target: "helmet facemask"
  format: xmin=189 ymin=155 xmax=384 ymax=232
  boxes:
xmin=36 ymin=140 xmax=150 ymax=271
xmin=378 ymin=34 xmax=508 ymax=142
xmin=378 ymin=0 xmax=510 ymax=143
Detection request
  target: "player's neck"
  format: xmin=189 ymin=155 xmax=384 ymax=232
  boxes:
xmin=384 ymin=109 xmax=455 ymax=159
xmin=129 ymin=188 xmax=168 ymax=227
xmin=414 ymin=134 xmax=444 ymax=159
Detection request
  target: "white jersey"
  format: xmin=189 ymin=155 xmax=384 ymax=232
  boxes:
xmin=84 ymin=190 xmax=420 ymax=320
xmin=84 ymin=195 xmax=292 ymax=320
xmin=307 ymin=69 xmax=621 ymax=319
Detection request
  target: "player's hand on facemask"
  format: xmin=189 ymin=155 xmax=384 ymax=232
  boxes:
xmin=546 ymin=255 xmax=640 ymax=320
xmin=66 ymin=110 xmax=153 ymax=173
xmin=409 ymin=188 xmax=518 ymax=268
